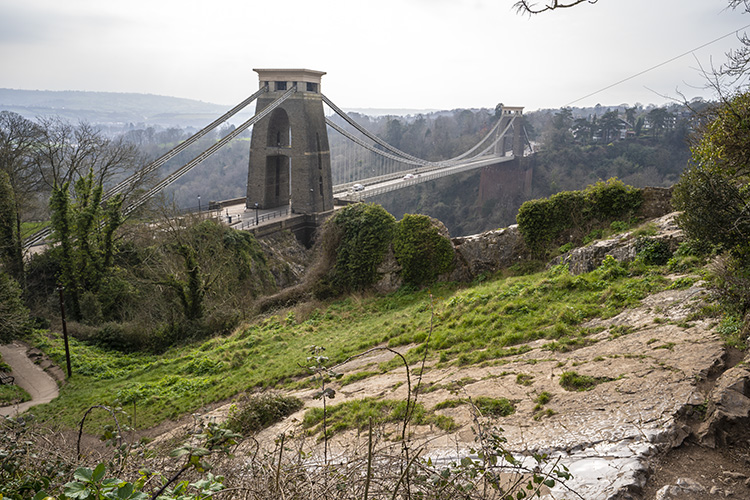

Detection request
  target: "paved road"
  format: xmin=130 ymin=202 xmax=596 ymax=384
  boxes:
xmin=0 ymin=342 xmax=59 ymax=417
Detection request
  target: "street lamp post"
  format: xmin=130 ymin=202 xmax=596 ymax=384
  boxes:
xmin=254 ymin=203 xmax=259 ymax=225
xmin=197 ymin=195 xmax=201 ymax=213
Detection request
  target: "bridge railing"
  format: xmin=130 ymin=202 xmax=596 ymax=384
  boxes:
xmin=233 ymin=206 xmax=292 ymax=231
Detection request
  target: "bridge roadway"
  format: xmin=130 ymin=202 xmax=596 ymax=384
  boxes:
xmin=333 ymin=154 xmax=515 ymax=202
xmin=213 ymin=153 xmax=517 ymax=232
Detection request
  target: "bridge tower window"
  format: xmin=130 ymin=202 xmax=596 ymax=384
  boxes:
xmin=307 ymin=82 xmax=318 ymax=93
xmin=275 ymin=81 xmax=287 ymax=91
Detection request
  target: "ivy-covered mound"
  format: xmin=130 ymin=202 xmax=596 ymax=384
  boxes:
xmin=314 ymin=204 xmax=455 ymax=297
xmin=516 ymin=178 xmax=643 ymax=257
xmin=393 ymin=214 xmax=455 ymax=286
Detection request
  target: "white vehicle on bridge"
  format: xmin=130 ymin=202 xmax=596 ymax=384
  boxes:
xmin=403 ymin=173 xmax=415 ymax=180
xmin=352 ymin=183 xmax=365 ymax=191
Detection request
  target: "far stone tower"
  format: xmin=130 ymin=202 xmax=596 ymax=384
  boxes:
xmin=245 ymin=68 xmax=333 ymax=214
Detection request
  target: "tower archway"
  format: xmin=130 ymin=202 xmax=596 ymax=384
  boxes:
xmin=246 ymin=69 xmax=333 ymax=214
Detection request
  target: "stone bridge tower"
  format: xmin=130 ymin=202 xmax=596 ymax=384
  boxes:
xmin=246 ymin=69 xmax=333 ymax=214
xmin=494 ymin=105 xmax=524 ymax=158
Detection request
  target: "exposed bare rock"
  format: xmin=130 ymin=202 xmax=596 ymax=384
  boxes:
xmin=258 ymin=230 xmax=312 ymax=288
xmin=654 ymin=477 xmax=707 ymax=500
xmin=698 ymin=354 xmax=750 ymax=448
xmin=638 ymin=187 xmax=674 ymax=219
xmin=550 ymin=212 xmax=685 ymax=275
xmin=450 ymin=224 xmax=528 ymax=280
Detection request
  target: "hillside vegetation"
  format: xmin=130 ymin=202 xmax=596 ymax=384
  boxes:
xmin=25 ymin=231 xmax=708 ymax=431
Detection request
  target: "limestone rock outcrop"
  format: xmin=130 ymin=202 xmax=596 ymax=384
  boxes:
xmin=450 ymin=225 xmax=528 ymax=280
xmin=549 ymin=212 xmax=684 ymax=275
xmin=698 ymin=353 xmax=750 ymax=448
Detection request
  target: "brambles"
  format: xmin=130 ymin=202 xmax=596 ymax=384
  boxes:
xmin=634 ymin=237 xmax=673 ymax=265
xmin=516 ymin=373 xmax=534 ymax=386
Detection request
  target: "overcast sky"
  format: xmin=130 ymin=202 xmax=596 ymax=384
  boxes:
xmin=1 ymin=0 xmax=748 ymax=112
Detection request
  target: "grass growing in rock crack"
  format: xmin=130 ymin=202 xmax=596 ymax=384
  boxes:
xmin=559 ymin=371 xmax=613 ymax=391
xmin=302 ymin=397 xmax=458 ymax=437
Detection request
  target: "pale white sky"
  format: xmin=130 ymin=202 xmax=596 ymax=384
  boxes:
xmin=1 ymin=0 xmax=748 ymax=112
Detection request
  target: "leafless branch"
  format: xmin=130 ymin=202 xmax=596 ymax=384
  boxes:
xmin=514 ymin=0 xmax=598 ymax=15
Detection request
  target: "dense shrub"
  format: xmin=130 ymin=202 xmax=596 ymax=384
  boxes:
xmin=673 ymin=92 xmax=750 ymax=257
xmin=634 ymin=237 xmax=673 ymax=266
xmin=708 ymin=254 xmax=750 ymax=317
xmin=225 ymin=393 xmax=304 ymax=435
xmin=393 ymin=214 xmax=454 ymax=286
xmin=517 ymin=178 xmax=642 ymax=256
xmin=322 ymin=203 xmax=396 ymax=293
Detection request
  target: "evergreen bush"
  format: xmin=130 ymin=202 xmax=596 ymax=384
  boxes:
xmin=393 ymin=214 xmax=454 ymax=286
xmin=325 ymin=203 xmax=396 ymax=292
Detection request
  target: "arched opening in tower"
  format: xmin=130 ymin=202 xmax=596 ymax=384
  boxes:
xmin=267 ymin=108 xmax=291 ymax=147
xmin=264 ymin=154 xmax=290 ymax=207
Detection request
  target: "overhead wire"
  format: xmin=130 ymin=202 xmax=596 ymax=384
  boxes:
xmin=565 ymin=23 xmax=750 ymax=106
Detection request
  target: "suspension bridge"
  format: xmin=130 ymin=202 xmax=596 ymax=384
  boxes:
xmin=24 ymin=68 xmax=526 ymax=248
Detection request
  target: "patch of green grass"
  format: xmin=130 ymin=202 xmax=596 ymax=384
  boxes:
xmin=20 ymin=221 xmax=49 ymax=239
xmin=631 ymin=223 xmax=657 ymax=238
xmin=559 ymin=371 xmax=612 ymax=392
xmin=433 ymin=399 xmax=466 ymax=410
xmin=431 ymin=414 xmax=459 ymax=431
xmin=433 ymin=396 xmax=515 ymax=418
xmin=340 ymin=370 xmax=379 ymax=386
xmin=609 ymin=325 xmax=634 ymax=339
xmin=534 ymin=391 xmax=552 ymax=405
xmin=667 ymin=276 xmax=697 ymax=290
xmin=652 ymin=342 xmax=676 ymax=350
xmin=0 ymin=384 xmax=31 ymax=406
xmin=716 ymin=315 xmax=747 ymax=350
xmin=302 ymin=397 xmax=456 ymax=437
xmin=473 ymin=396 xmax=515 ymax=417
xmin=515 ymin=373 xmax=534 ymax=386
xmin=533 ymin=408 xmax=556 ymax=420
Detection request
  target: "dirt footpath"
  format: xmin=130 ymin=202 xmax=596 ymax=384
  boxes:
xmin=0 ymin=341 xmax=59 ymax=417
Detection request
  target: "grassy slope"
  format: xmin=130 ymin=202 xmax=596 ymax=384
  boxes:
xmin=26 ymin=254 xmax=701 ymax=433
xmin=0 ymin=355 xmax=31 ymax=405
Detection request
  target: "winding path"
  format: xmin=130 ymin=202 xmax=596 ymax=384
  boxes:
xmin=0 ymin=342 xmax=59 ymax=417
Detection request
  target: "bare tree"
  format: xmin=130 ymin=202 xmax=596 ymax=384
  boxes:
xmin=0 ymin=111 xmax=44 ymax=217
xmin=717 ymin=1 xmax=750 ymax=87
xmin=514 ymin=0 xmax=598 ymax=15
xmin=32 ymin=117 xmax=144 ymax=196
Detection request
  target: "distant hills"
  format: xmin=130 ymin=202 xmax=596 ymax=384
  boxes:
xmin=0 ymin=88 xmax=253 ymax=128
xmin=0 ymin=89 xmax=445 ymax=129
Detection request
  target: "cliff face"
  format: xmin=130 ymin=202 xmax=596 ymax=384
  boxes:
xmin=449 ymin=186 xmax=676 ymax=281
xmin=549 ymin=211 xmax=684 ymax=275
